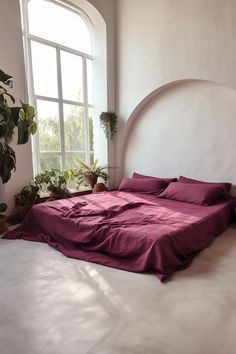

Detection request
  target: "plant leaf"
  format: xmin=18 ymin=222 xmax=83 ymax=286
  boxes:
xmin=10 ymin=107 xmax=20 ymax=125
xmin=17 ymin=120 xmax=29 ymax=144
xmin=28 ymin=121 xmax=37 ymax=135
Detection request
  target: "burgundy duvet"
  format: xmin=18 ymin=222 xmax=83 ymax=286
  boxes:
xmin=4 ymin=191 xmax=234 ymax=282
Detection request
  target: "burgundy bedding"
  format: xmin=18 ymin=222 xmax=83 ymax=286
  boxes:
xmin=3 ymin=191 xmax=234 ymax=282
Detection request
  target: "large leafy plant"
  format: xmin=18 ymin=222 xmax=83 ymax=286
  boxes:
xmin=0 ymin=69 xmax=37 ymax=184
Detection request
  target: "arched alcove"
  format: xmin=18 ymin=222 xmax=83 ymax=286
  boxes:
xmin=118 ymin=79 xmax=236 ymax=185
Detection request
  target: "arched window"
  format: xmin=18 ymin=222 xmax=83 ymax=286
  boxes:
xmin=21 ymin=0 xmax=95 ymax=173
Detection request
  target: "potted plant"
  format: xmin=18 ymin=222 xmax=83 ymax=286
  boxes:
xmin=34 ymin=169 xmax=71 ymax=200
xmin=74 ymin=158 xmax=109 ymax=189
xmin=15 ymin=184 xmax=40 ymax=220
xmin=0 ymin=202 xmax=8 ymax=233
xmin=0 ymin=69 xmax=37 ymax=184
xmin=99 ymin=111 xmax=117 ymax=140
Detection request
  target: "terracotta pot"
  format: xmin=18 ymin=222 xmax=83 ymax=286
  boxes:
xmin=0 ymin=215 xmax=8 ymax=234
xmin=93 ymin=183 xmax=107 ymax=193
xmin=85 ymin=175 xmax=98 ymax=189
xmin=17 ymin=205 xmax=32 ymax=221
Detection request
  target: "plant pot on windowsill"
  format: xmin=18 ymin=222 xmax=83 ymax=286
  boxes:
xmin=75 ymin=159 xmax=109 ymax=190
xmin=85 ymin=174 xmax=98 ymax=189
xmin=93 ymin=183 xmax=107 ymax=193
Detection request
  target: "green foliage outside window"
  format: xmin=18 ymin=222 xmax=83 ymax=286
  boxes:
xmin=38 ymin=106 xmax=94 ymax=171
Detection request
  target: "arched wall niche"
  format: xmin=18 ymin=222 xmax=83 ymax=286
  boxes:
xmin=119 ymin=79 xmax=236 ymax=186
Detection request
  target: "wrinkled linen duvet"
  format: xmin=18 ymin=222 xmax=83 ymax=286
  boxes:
xmin=3 ymin=191 xmax=234 ymax=282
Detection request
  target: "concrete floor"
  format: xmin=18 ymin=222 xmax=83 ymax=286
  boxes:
xmin=1 ymin=225 xmax=236 ymax=354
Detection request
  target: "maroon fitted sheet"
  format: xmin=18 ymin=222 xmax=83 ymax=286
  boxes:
xmin=3 ymin=191 xmax=234 ymax=282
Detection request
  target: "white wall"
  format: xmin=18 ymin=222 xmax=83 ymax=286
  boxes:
xmin=116 ymin=0 xmax=236 ymax=184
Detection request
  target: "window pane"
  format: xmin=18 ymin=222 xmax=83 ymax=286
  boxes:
xmin=31 ymin=41 xmax=58 ymax=98
xmin=87 ymin=59 xmax=93 ymax=104
xmin=88 ymin=108 xmax=94 ymax=152
xmin=40 ymin=154 xmax=61 ymax=171
xmin=65 ymin=153 xmax=85 ymax=169
xmin=28 ymin=0 xmax=92 ymax=54
xmin=61 ymin=52 xmax=83 ymax=102
xmin=64 ymin=104 xmax=85 ymax=151
xmin=37 ymin=100 xmax=60 ymax=152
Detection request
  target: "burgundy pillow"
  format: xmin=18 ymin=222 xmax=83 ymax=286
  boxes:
xmin=178 ymin=176 xmax=231 ymax=193
xmin=132 ymin=172 xmax=177 ymax=188
xmin=157 ymin=182 xmax=225 ymax=206
xmin=118 ymin=177 xmax=163 ymax=194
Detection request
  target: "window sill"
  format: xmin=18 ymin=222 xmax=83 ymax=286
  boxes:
xmin=38 ymin=188 xmax=92 ymax=203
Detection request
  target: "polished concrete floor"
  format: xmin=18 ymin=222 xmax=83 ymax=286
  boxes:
xmin=1 ymin=225 xmax=236 ymax=354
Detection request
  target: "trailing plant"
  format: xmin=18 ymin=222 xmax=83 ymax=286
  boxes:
xmin=0 ymin=69 xmax=37 ymax=183
xmin=74 ymin=158 xmax=109 ymax=188
xmin=99 ymin=111 xmax=117 ymax=140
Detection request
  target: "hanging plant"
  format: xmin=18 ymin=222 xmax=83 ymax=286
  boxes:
xmin=99 ymin=111 xmax=117 ymax=140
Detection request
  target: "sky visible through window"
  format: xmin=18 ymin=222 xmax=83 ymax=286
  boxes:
xmin=28 ymin=0 xmax=91 ymax=53
xmin=28 ymin=0 xmax=92 ymax=102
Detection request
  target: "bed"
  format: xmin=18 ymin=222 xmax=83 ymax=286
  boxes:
xmin=3 ymin=184 xmax=235 ymax=282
